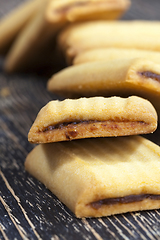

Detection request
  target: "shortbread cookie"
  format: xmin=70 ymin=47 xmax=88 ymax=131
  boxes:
xmin=28 ymin=96 xmax=157 ymax=144
xmin=58 ymin=21 xmax=160 ymax=63
xmin=74 ymin=48 xmax=160 ymax=65
xmin=46 ymin=0 xmax=130 ymax=23
xmin=25 ymin=136 xmax=160 ymax=218
xmin=47 ymin=58 xmax=160 ymax=118
xmin=0 ymin=0 xmax=42 ymax=55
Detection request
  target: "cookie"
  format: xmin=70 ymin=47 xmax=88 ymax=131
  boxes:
xmin=73 ymin=48 xmax=160 ymax=65
xmin=58 ymin=20 xmax=160 ymax=63
xmin=47 ymin=58 xmax=160 ymax=118
xmin=0 ymin=0 xmax=41 ymax=55
xmin=25 ymin=136 xmax=160 ymax=218
xmin=46 ymin=0 xmax=130 ymax=23
xmin=4 ymin=0 xmax=59 ymax=72
xmin=28 ymin=96 xmax=157 ymax=143
xmin=3 ymin=0 xmax=130 ymax=72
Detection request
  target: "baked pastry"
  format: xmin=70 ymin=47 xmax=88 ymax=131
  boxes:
xmin=4 ymin=0 xmax=56 ymax=72
xmin=0 ymin=0 xmax=42 ymax=55
xmin=25 ymin=136 xmax=160 ymax=218
xmin=2 ymin=0 xmax=130 ymax=72
xmin=73 ymin=48 xmax=160 ymax=65
xmin=58 ymin=20 xmax=160 ymax=63
xmin=46 ymin=0 xmax=131 ymax=23
xmin=47 ymin=58 xmax=160 ymax=118
xmin=28 ymin=96 xmax=157 ymax=143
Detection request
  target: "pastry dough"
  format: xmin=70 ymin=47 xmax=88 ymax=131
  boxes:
xmin=28 ymin=96 xmax=157 ymax=143
xmin=25 ymin=136 xmax=160 ymax=218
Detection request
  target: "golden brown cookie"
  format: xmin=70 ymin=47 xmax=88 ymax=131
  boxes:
xmin=25 ymin=136 xmax=160 ymax=218
xmin=58 ymin=21 xmax=160 ymax=63
xmin=4 ymin=0 xmax=58 ymax=72
xmin=28 ymin=96 xmax=157 ymax=143
xmin=3 ymin=0 xmax=130 ymax=72
xmin=47 ymin=58 xmax=160 ymax=118
xmin=73 ymin=48 xmax=160 ymax=65
xmin=46 ymin=0 xmax=131 ymax=23
xmin=0 ymin=0 xmax=42 ymax=55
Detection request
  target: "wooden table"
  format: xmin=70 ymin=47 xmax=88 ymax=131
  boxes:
xmin=1 ymin=1 xmax=160 ymax=239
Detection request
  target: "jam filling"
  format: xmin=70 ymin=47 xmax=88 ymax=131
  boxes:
xmin=42 ymin=120 xmax=146 ymax=133
xmin=42 ymin=120 xmax=97 ymax=132
xmin=90 ymin=194 xmax=160 ymax=209
xmin=138 ymin=71 xmax=160 ymax=81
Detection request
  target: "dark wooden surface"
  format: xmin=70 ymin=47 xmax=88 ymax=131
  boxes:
xmin=1 ymin=1 xmax=160 ymax=239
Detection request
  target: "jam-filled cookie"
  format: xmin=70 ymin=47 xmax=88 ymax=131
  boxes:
xmin=46 ymin=0 xmax=130 ymax=23
xmin=28 ymin=96 xmax=157 ymax=143
xmin=25 ymin=136 xmax=160 ymax=218
xmin=47 ymin=58 xmax=160 ymax=118
xmin=3 ymin=0 xmax=130 ymax=72
xmin=4 ymin=0 xmax=56 ymax=72
xmin=58 ymin=20 xmax=160 ymax=63
xmin=0 ymin=0 xmax=42 ymax=55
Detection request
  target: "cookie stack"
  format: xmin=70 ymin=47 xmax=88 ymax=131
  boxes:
xmin=2 ymin=0 xmax=160 ymax=218
xmin=25 ymin=95 xmax=160 ymax=218
xmin=47 ymin=21 xmax=160 ymax=118
xmin=0 ymin=0 xmax=130 ymax=72
xmin=25 ymin=5 xmax=160 ymax=216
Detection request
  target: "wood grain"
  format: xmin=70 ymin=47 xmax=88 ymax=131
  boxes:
xmin=1 ymin=0 xmax=160 ymax=239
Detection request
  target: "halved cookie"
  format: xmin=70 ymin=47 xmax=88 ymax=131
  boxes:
xmin=28 ymin=96 xmax=157 ymax=143
xmin=25 ymin=136 xmax=160 ymax=218
xmin=47 ymin=58 xmax=160 ymax=118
